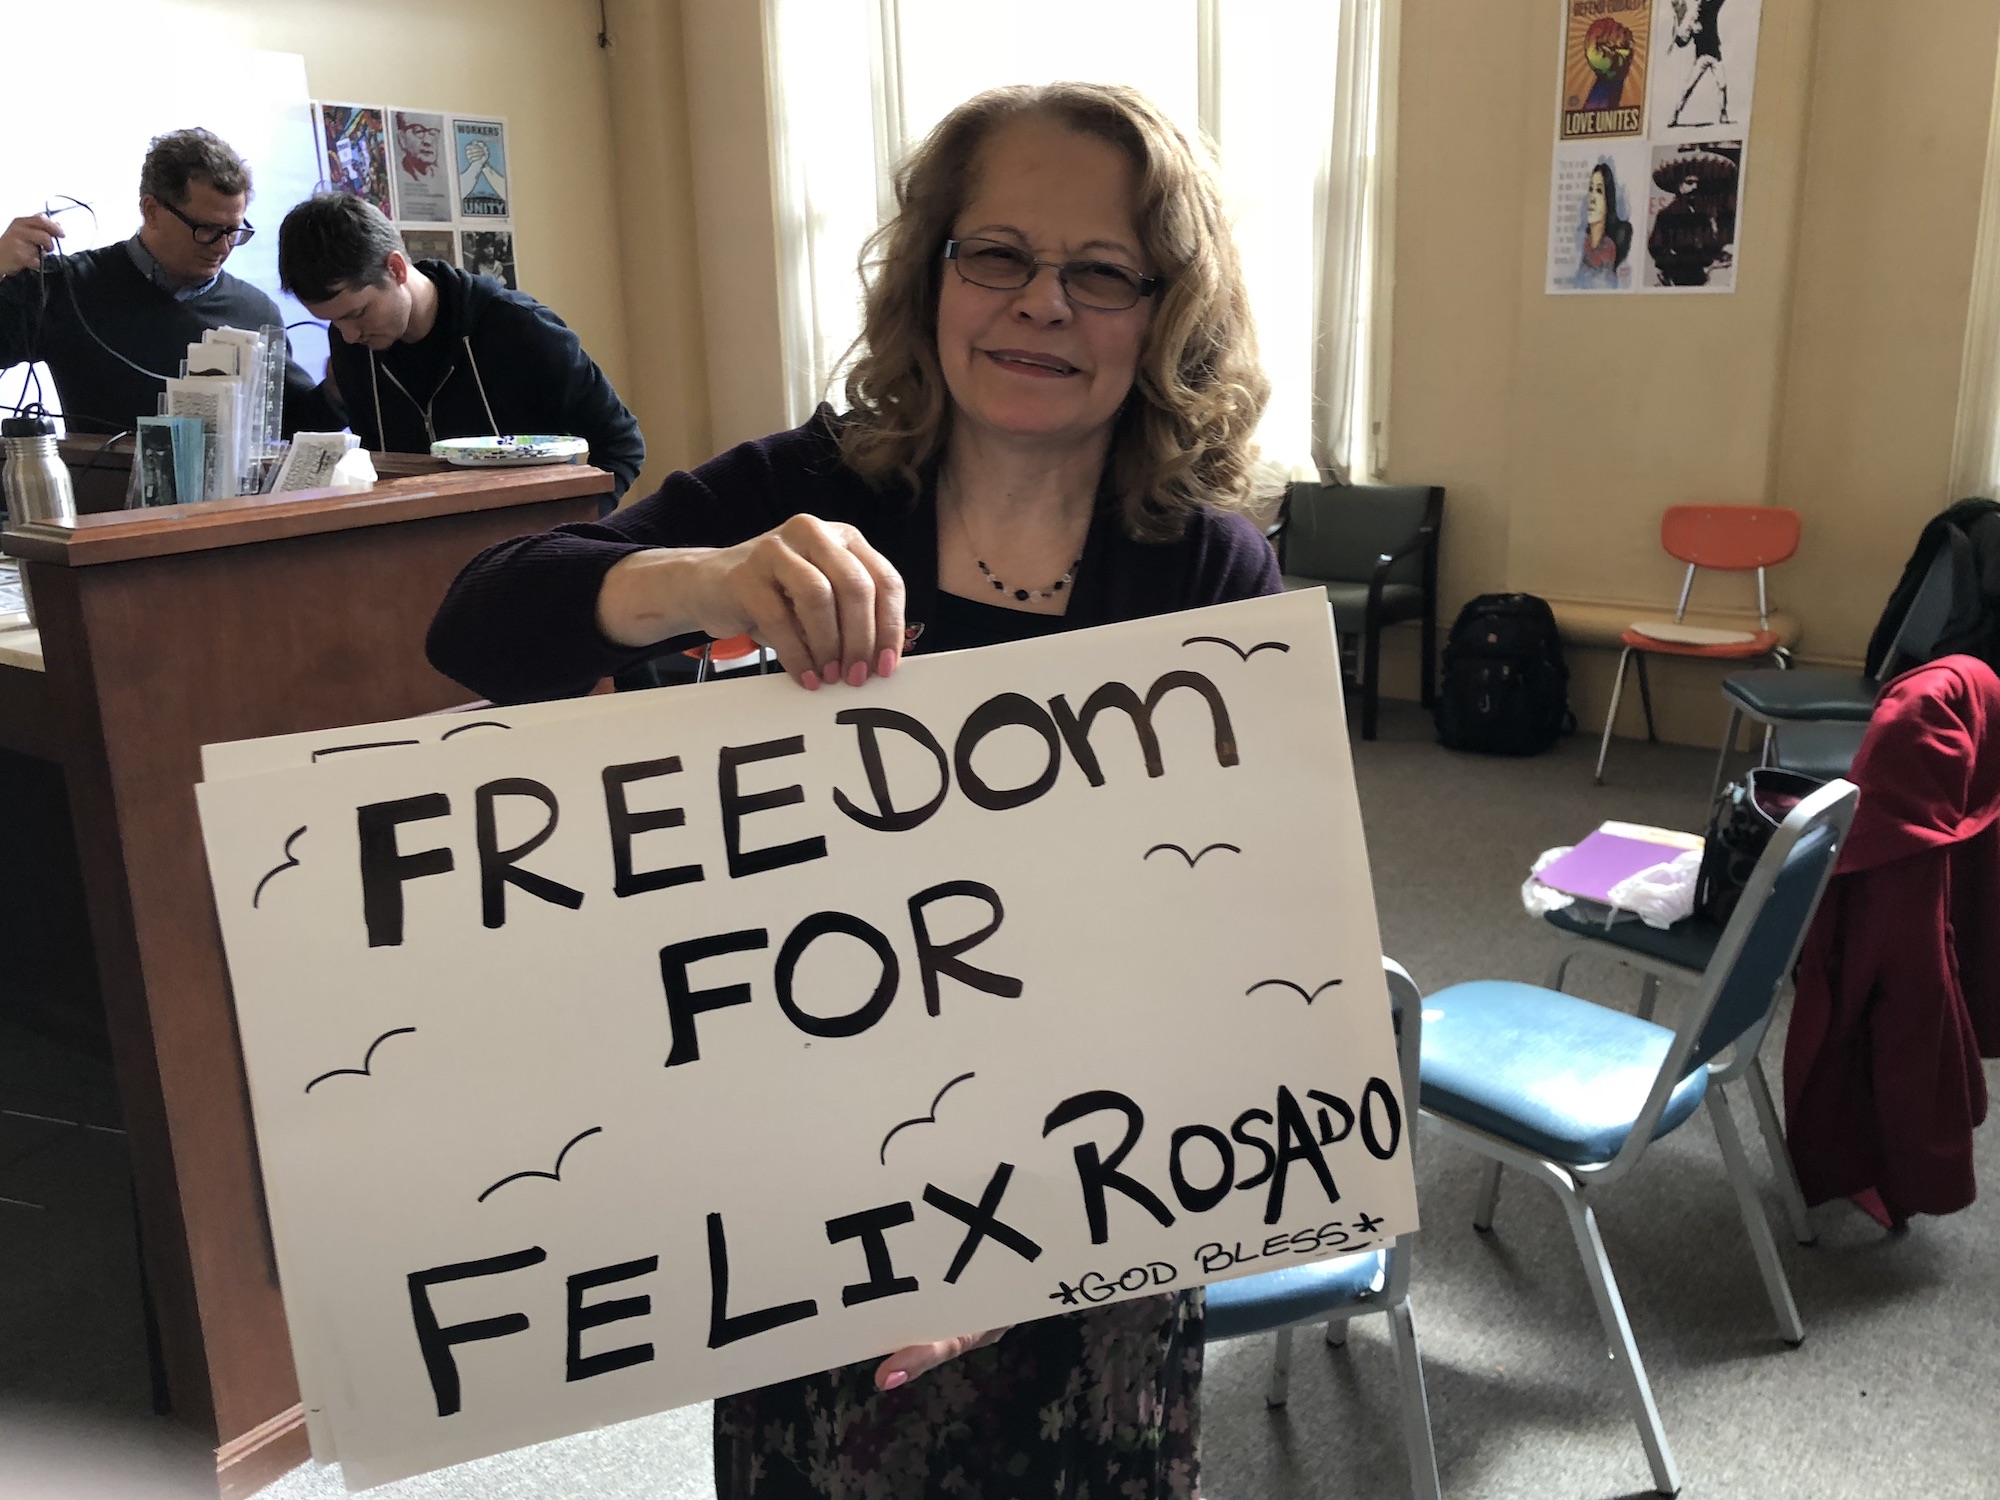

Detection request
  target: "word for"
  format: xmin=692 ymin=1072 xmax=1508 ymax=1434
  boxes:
xmin=353 ymin=671 xmax=1238 ymax=948
xmin=656 ymin=880 xmax=1018 ymax=1066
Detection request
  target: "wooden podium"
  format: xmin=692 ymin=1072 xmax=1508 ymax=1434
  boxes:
xmin=0 ymin=465 xmax=612 ymax=1495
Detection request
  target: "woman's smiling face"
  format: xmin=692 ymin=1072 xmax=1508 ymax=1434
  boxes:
xmin=935 ymin=116 xmax=1156 ymax=454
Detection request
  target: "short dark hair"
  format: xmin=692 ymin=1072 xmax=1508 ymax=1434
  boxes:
xmin=139 ymin=128 xmax=252 ymax=206
xmin=278 ymin=192 xmax=404 ymax=303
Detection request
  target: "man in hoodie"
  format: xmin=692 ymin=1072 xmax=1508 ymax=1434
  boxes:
xmin=276 ymin=192 xmax=643 ymax=501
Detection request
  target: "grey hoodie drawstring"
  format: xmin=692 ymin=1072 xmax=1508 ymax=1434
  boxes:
xmin=368 ymin=348 xmax=387 ymax=451
xmin=462 ymin=337 xmax=500 ymax=438
xmin=367 ymin=341 xmax=499 ymax=444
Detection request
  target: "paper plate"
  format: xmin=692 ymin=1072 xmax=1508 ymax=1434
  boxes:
xmin=1628 ymin=619 xmax=1758 ymax=647
xmin=432 ymin=435 xmax=589 ymax=468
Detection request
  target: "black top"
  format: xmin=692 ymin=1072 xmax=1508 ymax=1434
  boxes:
xmin=1691 ymin=0 xmax=1724 ymax=59
xmin=0 ymin=242 xmax=334 ymax=435
xmin=327 ymin=260 xmax=645 ymax=499
xmin=426 ymin=406 xmax=1283 ymax=704
xmin=927 ymin=590 xmax=1074 ymax=652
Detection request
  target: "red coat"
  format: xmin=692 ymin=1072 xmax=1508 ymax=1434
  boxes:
xmin=1784 ymin=655 xmax=2000 ymax=1219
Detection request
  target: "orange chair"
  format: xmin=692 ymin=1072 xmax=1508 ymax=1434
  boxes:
xmin=1595 ymin=505 xmax=1800 ymax=783
xmin=684 ymin=633 xmax=768 ymax=681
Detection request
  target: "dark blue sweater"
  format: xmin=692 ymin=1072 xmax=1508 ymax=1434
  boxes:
xmin=0 ymin=242 xmax=333 ymax=435
xmin=426 ymin=407 xmax=1282 ymax=704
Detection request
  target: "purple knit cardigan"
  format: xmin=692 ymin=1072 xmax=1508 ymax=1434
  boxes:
xmin=426 ymin=408 xmax=1282 ymax=704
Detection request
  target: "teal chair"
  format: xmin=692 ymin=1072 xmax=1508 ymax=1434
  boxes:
xmin=1419 ymin=779 xmax=1857 ymax=1496
xmin=1276 ymin=482 xmax=1444 ymax=740
xmin=1205 ymin=957 xmax=1441 ymax=1500
xmin=1715 ymin=544 xmax=1956 ymax=799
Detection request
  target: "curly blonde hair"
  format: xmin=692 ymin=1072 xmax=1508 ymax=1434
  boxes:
xmin=838 ymin=83 xmax=1269 ymax=543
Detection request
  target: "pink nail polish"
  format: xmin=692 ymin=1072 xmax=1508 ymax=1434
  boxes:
xmin=877 ymin=649 xmax=897 ymax=678
xmin=882 ymin=1369 xmax=909 ymax=1391
xmin=847 ymin=660 xmax=868 ymax=687
xmin=799 ymin=671 xmax=821 ymax=691
xmin=820 ymin=662 xmax=840 ymax=685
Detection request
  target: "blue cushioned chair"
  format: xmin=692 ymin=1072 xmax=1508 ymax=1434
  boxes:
xmin=1205 ymin=957 xmax=1441 ymax=1500
xmin=1420 ymin=780 xmax=1857 ymax=1496
xmin=1540 ymin=901 xmax=1814 ymax=1249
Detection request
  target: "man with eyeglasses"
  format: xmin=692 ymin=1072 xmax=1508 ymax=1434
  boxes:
xmin=0 ymin=127 xmax=334 ymax=435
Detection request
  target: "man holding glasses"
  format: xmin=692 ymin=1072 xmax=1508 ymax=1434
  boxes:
xmin=0 ymin=127 xmax=334 ymax=434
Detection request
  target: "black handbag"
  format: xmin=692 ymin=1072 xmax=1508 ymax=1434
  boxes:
xmin=1694 ymin=767 xmax=1827 ymax=925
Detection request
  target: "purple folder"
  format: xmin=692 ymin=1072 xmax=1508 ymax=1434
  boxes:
xmin=1536 ymin=830 xmax=1690 ymax=905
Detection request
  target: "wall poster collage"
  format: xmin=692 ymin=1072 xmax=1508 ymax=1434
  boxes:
xmin=1546 ymin=0 xmax=1762 ymax=296
xmin=313 ymin=104 xmax=518 ymax=291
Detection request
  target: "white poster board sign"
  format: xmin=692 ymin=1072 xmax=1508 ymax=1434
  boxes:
xmin=197 ymin=591 xmax=1416 ymax=1491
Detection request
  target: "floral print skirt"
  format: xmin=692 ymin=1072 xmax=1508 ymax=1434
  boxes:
xmin=713 ymin=1289 xmax=1205 ymax=1499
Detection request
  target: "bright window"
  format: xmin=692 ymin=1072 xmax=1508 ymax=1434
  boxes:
xmin=766 ymin=0 xmax=1386 ymax=481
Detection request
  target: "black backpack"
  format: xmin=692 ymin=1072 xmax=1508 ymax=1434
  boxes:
xmin=1434 ymin=593 xmax=1573 ymax=755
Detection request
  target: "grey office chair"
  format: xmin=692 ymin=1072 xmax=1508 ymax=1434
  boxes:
xmin=1275 ymin=483 xmax=1444 ymax=740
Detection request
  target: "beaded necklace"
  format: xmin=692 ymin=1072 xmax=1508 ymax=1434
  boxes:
xmin=945 ymin=477 xmax=1087 ymax=603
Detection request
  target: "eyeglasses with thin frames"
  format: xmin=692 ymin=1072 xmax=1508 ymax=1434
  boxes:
xmin=944 ymin=237 xmax=1160 ymax=311
xmin=157 ymin=198 xmax=256 ymax=248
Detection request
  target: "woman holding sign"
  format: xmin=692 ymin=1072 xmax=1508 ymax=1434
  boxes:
xmin=430 ymin=82 xmax=1278 ymax=1500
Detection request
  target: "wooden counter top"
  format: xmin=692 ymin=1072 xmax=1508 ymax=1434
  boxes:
xmin=4 ymin=465 xmax=610 ymax=567
xmin=0 ymin=463 xmax=610 ymax=1496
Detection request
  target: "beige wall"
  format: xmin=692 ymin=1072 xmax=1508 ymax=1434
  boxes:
xmin=1387 ymin=0 xmax=2000 ymax=745
xmin=679 ymin=0 xmax=791 ymax=453
xmin=74 ymin=0 xmax=2000 ymax=712
xmin=71 ymin=0 xmax=766 ymax=497
xmin=163 ymin=0 xmax=639 ymax=410
xmin=1770 ymin=0 xmax=2000 ymax=658
xmin=603 ymin=0 xmax=713 ymax=489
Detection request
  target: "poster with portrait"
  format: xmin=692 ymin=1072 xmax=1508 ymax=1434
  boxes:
xmin=317 ymin=103 xmax=391 ymax=217
xmin=1547 ymin=0 xmax=1757 ymax=294
xmin=400 ymin=229 xmax=457 ymax=267
xmin=1546 ymin=141 xmax=1649 ymax=293
xmin=460 ymin=230 xmax=517 ymax=289
xmin=1648 ymin=0 xmax=1761 ymax=142
xmin=452 ymin=116 xmax=511 ymax=219
xmin=1559 ymin=0 xmax=1653 ymax=140
xmin=389 ymin=109 xmax=453 ymax=223
xmin=1643 ymin=139 xmax=1741 ymax=292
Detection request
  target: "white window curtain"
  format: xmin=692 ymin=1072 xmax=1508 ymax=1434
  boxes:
xmin=1948 ymin=26 xmax=2000 ymax=501
xmin=764 ymin=0 xmax=1399 ymax=484
xmin=1313 ymin=0 xmax=1400 ymax=482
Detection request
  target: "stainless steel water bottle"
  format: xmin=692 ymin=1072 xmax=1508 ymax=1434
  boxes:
xmin=1 ymin=416 xmax=78 ymax=528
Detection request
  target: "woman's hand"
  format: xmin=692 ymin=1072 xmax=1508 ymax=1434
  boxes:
xmin=873 ymin=1327 xmax=1008 ymax=1392
xmin=597 ymin=516 xmax=907 ymax=690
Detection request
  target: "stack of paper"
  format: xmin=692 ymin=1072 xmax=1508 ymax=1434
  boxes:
xmin=163 ymin=326 xmax=287 ymax=499
xmin=271 ymin=431 xmax=360 ymax=493
xmin=134 ymin=415 xmax=207 ymax=507
xmin=0 ymin=560 xmax=26 ymax=626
